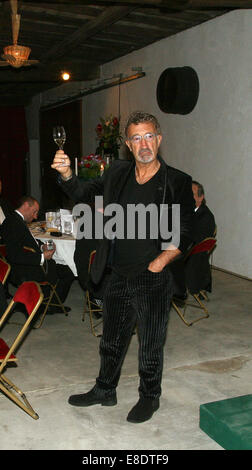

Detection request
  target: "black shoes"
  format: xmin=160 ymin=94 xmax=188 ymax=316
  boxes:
xmin=68 ymin=387 xmax=159 ymax=423
xmin=127 ymin=397 xmax=160 ymax=423
xmin=68 ymin=385 xmax=117 ymax=407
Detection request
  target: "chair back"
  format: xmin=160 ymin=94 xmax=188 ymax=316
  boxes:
xmin=13 ymin=281 xmax=43 ymax=316
xmin=89 ymin=250 xmax=96 ymax=272
xmin=0 ymin=258 xmax=11 ymax=285
xmin=0 ymin=282 xmax=43 ymax=362
xmin=0 ymin=281 xmax=43 ymax=420
xmin=23 ymin=246 xmax=36 ymax=253
xmin=189 ymin=237 xmax=216 ymax=256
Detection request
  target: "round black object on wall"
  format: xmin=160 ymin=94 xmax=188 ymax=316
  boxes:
xmin=156 ymin=66 xmax=199 ymax=115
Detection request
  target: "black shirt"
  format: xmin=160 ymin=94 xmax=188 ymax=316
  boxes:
xmin=113 ymin=167 xmax=161 ymax=277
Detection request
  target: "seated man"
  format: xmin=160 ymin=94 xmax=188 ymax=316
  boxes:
xmin=1 ymin=196 xmax=74 ymax=312
xmin=170 ymin=180 xmax=216 ymax=296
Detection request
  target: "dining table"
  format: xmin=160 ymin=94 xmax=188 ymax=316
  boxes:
xmin=29 ymin=221 xmax=77 ymax=277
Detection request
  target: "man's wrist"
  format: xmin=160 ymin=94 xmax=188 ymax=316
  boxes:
xmin=61 ymin=171 xmax=73 ymax=181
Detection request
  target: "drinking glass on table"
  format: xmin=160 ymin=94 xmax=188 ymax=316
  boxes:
xmin=55 ymin=212 xmax=62 ymax=232
xmin=46 ymin=211 xmax=54 ymax=228
xmin=63 ymin=220 xmax=72 ymax=235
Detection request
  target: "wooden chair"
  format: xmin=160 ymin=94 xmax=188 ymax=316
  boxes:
xmin=82 ymin=250 xmax=103 ymax=337
xmin=172 ymin=237 xmax=217 ymax=326
xmin=0 ymin=281 xmax=43 ymax=419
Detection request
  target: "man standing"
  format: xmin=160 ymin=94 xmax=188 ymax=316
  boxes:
xmin=1 ymin=196 xmax=74 ymax=309
xmin=52 ymin=111 xmax=194 ymax=423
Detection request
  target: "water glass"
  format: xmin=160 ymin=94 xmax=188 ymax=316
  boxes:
xmin=64 ymin=220 xmax=72 ymax=235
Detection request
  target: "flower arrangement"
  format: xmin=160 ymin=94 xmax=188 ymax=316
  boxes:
xmin=78 ymin=153 xmax=107 ymax=179
xmin=95 ymin=115 xmax=123 ymax=159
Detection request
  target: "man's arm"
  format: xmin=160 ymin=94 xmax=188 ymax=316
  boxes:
xmin=51 ymin=149 xmax=72 ymax=180
xmin=149 ymin=173 xmax=194 ymax=272
xmin=148 ymin=246 xmax=181 ymax=272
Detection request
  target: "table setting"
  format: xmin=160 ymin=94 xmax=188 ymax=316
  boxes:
xmin=29 ymin=209 xmax=78 ymax=276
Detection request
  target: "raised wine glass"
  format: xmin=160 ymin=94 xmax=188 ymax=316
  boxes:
xmin=53 ymin=126 xmax=66 ymax=150
xmin=53 ymin=125 xmax=67 ymax=167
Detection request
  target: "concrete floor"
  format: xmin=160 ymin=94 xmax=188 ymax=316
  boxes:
xmin=0 ymin=269 xmax=251 ymax=451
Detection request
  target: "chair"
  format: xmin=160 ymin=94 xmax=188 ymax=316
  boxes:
xmin=34 ymin=279 xmax=68 ymax=329
xmin=172 ymin=237 xmax=217 ymax=326
xmin=82 ymin=250 xmax=103 ymax=337
xmin=0 ymin=281 xmax=43 ymax=419
xmin=22 ymin=245 xmax=68 ymax=329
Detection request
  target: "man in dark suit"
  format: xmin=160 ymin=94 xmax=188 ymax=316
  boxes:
xmin=52 ymin=111 xmax=194 ymax=423
xmin=171 ymin=180 xmax=216 ymax=296
xmin=1 ymin=196 xmax=74 ymax=311
xmin=185 ymin=181 xmax=215 ymax=293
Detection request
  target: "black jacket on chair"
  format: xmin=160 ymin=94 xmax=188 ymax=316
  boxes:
xmin=59 ymin=156 xmax=194 ymax=286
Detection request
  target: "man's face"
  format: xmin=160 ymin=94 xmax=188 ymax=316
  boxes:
xmin=126 ymin=122 xmax=162 ymax=164
xmin=192 ymin=184 xmax=204 ymax=208
xmin=24 ymin=201 xmax=39 ymax=223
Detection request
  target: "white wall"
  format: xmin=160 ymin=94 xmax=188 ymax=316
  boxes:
xmin=82 ymin=10 xmax=252 ymax=278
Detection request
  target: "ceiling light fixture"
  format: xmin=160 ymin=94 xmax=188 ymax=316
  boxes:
xmin=0 ymin=0 xmax=39 ymax=68
xmin=61 ymin=72 xmax=70 ymax=81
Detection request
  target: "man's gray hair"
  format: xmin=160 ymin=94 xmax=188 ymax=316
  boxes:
xmin=125 ymin=111 xmax=161 ymax=137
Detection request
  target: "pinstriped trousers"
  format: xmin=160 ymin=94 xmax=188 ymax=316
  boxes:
xmin=96 ymin=267 xmax=173 ymax=399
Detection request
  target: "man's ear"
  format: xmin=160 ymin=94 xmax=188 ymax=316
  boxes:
xmin=125 ymin=140 xmax=132 ymax=153
xmin=157 ymin=134 xmax=162 ymax=147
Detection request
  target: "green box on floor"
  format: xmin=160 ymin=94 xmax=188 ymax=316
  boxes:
xmin=199 ymin=394 xmax=252 ymax=450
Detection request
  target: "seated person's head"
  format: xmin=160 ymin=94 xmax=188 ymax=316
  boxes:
xmin=16 ymin=196 xmax=40 ymax=223
xmin=192 ymin=181 xmax=205 ymax=208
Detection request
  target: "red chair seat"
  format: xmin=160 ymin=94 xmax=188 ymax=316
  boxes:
xmin=0 ymin=338 xmax=16 ymax=361
xmin=190 ymin=238 xmax=216 ymax=256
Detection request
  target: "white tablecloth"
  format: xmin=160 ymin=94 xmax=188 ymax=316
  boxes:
xmin=30 ymin=223 xmax=77 ymax=276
